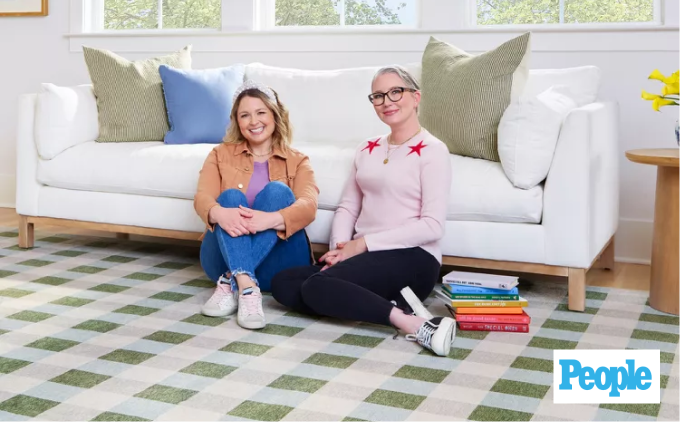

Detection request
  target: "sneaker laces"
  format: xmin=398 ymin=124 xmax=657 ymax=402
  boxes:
xmin=240 ymin=290 xmax=263 ymax=316
xmin=405 ymin=320 xmax=437 ymax=350
xmin=207 ymin=283 xmax=233 ymax=306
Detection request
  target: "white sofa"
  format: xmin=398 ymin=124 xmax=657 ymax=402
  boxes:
xmin=15 ymin=62 xmax=619 ymax=311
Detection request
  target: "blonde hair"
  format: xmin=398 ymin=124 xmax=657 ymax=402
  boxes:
xmin=223 ymin=88 xmax=292 ymax=150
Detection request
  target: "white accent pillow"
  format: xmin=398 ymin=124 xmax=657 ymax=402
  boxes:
xmin=498 ymin=85 xmax=578 ymax=189
xmin=35 ymin=83 xmax=99 ymax=160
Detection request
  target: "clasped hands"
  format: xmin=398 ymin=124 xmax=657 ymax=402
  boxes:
xmin=318 ymin=238 xmax=367 ymax=271
xmin=212 ymin=205 xmax=278 ymax=237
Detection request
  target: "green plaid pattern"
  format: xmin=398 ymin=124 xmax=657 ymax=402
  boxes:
xmin=1 ymin=229 xmax=678 ymax=421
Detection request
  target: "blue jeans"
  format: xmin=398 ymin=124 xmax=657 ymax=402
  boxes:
xmin=200 ymin=182 xmax=312 ymax=292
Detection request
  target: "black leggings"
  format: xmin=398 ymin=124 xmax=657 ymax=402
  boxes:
xmin=271 ymin=247 xmax=440 ymax=326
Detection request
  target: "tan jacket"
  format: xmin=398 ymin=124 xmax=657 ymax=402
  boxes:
xmin=194 ymin=142 xmax=319 ymax=240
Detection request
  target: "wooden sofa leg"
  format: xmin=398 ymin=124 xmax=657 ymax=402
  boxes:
xmin=18 ymin=216 xmax=34 ymax=249
xmin=568 ymin=268 xmax=587 ymax=312
xmin=597 ymin=236 xmax=615 ymax=270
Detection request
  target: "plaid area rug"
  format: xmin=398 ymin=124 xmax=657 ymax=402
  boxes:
xmin=0 ymin=229 xmax=678 ymax=422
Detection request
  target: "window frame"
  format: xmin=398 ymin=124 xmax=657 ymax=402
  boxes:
xmin=81 ymin=0 xmax=225 ymax=32
xmin=471 ymin=0 xmax=663 ymax=28
xmin=67 ymin=0 xmax=678 ymax=55
xmin=75 ymin=0 xmax=670 ymax=34
xmin=79 ymin=0 xmax=422 ymax=33
xmin=258 ymin=0 xmax=421 ymax=30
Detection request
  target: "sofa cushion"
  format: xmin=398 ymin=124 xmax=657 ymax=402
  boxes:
xmin=523 ymin=66 xmax=601 ymax=106
xmin=82 ymin=45 xmax=192 ymax=143
xmin=38 ymin=141 xmax=216 ymax=199
xmin=38 ymin=141 xmax=542 ymax=224
xmin=419 ymin=33 xmax=532 ymax=162
xmin=35 ymin=84 xmax=99 ymax=160
xmin=243 ymin=62 xmax=421 ymax=146
xmin=447 ymin=153 xmax=543 ymax=223
xmin=294 ymin=143 xmax=543 ymax=224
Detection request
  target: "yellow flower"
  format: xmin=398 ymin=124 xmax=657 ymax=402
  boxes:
xmin=648 ymin=69 xmax=679 ymax=85
xmin=648 ymin=69 xmax=666 ymax=81
xmin=642 ymin=90 xmax=660 ymax=100
xmin=662 ymin=82 xmax=679 ymax=96
xmin=642 ymin=70 xmax=679 ymax=111
xmin=652 ymin=97 xmax=678 ymax=111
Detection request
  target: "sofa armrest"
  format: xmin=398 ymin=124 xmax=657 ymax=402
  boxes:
xmin=16 ymin=94 xmax=42 ymax=216
xmin=543 ymin=101 xmax=619 ymax=268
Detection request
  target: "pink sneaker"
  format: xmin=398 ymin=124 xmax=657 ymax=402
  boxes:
xmin=201 ymin=277 xmax=238 ymax=317
xmin=237 ymin=286 xmax=266 ymax=329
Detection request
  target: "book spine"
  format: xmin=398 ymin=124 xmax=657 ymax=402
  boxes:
xmin=445 ymin=279 xmax=516 ymax=290
xmin=455 ymin=314 xmax=531 ymax=324
xmin=450 ymin=300 xmax=527 ymax=308
xmin=458 ymin=322 xmax=529 ymax=333
xmin=444 ymin=285 xmax=519 ymax=295
xmin=450 ymin=294 xmax=520 ymax=300
xmin=454 ymin=307 xmax=524 ymax=314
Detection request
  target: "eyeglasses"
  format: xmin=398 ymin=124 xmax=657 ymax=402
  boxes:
xmin=368 ymin=87 xmax=417 ymax=106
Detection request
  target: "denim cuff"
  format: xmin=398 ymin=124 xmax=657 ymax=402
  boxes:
xmin=229 ymin=269 xmax=258 ymax=292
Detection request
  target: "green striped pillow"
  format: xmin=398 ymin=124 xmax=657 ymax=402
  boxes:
xmin=83 ymin=45 xmax=192 ymax=143
xmin=420 ymin=33 xmax=531 ymax=162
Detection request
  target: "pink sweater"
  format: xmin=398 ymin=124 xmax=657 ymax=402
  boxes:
xmin=330 ymin=128 xmax=452 ymax=264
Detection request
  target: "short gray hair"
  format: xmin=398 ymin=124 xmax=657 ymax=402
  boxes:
xmin=372 ymin=65 xmax=420 ymax=91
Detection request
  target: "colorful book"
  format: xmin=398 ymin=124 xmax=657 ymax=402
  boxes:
xmin=454 ymin=310 xmax=531 ymax=324
xmin=458 ymin=322 xmax=529 ymax=333
xmin=454 ymin=307 xmax=525 ymax=315
xmin=447 ymin=293 xmax=520 ymax=301
xmin=450 ymin=297 xmax=528 ymax=308
xmin=443 ymin=284 xmax=519 ymax=295
xmin=443 ymin=270 xmax=518 ymax=290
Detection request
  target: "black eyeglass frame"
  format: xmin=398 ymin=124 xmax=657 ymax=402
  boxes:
xmin=368 ymin=87 xmax=417 ymax=106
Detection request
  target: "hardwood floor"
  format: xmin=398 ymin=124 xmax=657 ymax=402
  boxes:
xmin=0 ymin=207 xmax=651 ymax=291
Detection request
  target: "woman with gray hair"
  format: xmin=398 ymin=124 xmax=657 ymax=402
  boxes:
xmin=272 ymin=65 xmax=456 ymax=357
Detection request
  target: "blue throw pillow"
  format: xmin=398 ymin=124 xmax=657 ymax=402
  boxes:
xmin=159 ymin=64 xmax=245 ymax=144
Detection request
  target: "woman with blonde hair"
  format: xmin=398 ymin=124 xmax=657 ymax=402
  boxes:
xmin=271 ymin=66 xmax=455 ymax=356
xmin=194 ymin=80 xmax=318 ymax=330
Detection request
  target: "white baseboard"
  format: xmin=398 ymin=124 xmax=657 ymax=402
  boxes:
xmin=614 ymin=218 xmax=653 ymax=265
xmin=0 ymin=174 xmax=16 ymax=208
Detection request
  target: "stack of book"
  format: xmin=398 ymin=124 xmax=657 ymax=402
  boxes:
xmin=436 ymin=270 xmax=531 ymax=333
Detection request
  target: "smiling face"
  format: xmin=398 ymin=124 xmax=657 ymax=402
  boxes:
xmin=236 ymin=95 xmax=276 ymax=148
xmin=370 ymin=72 xmax=420 ymax=127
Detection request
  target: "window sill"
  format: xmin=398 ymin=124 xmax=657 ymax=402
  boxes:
xmin=67 ymin=23 xmax=678 ymax=38
xmin=66 ymin=24 xmax=679 ymax=53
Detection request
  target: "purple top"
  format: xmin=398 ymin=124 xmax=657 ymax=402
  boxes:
xmin=246 ymin=161 xmax=270 ymax=207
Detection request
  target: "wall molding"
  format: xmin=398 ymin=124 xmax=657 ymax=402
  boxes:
xmin=0 ymin=174 xmax=16 ymax=209
xmin=615 ymin=218 xmax=654 ymax=265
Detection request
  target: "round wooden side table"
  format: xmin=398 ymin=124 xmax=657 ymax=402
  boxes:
xmin=625 ymin=148 xmax=679 ymax=315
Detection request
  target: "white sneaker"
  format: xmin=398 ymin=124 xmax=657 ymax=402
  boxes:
xmin=400 ymin=286 xmax=434 ymax=320
xmin=406 ymin=317 xmax=456 ymax=357
xmin=201 ymin=278 xmax=238 ymax=317
xmin=237 ymin=286 xmax=266 ymax=330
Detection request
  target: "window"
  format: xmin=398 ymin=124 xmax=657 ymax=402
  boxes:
xmin=273 ymin=0 xmax=417 ymax=27
xmin=475 ymin=0 xmax=657 ymax=26
xmin=79 ymin=0 xmax=666 ymax=33
xmin=102 ymin=0 xmax=221 ymax=30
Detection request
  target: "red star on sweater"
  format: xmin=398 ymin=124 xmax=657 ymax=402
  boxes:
xmin=361 ymin=138 xmax=381 ymax=154
xmin=407 ymin=140 xmax=427 ymax=157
